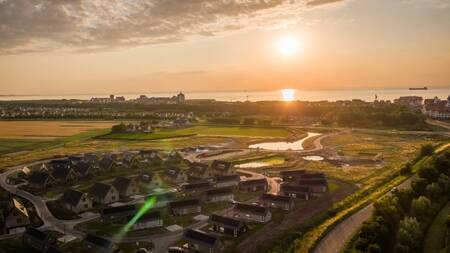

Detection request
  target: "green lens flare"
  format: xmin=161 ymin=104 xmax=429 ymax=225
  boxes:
xmin=116 ymin=196 xmax=157 ymax=240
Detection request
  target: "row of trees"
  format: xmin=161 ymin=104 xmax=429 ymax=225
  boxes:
xmin=354 ymin=145 xmax=450 ymax=253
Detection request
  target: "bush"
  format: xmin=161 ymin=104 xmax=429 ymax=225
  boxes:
xmin=420 ymin=144 xmax=434 ymax=157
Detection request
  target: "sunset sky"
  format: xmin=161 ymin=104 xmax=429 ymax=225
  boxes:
xmin=0 ymin=0 xmax=449 ymax=95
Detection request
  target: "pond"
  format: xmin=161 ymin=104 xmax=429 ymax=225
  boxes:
xmin=302 ymin=155 xmax=324 ymax=161
xmin=248 ymin=132 xmax=321 ymax=151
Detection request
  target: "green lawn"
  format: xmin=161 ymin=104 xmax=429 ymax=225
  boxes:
xmin=423 ymin=202 xmax=450 ymax=253
xmin=101 ymin=126 xmax=290 ymax=140
xmin=0 ymin=138 xmax=48 ymax=155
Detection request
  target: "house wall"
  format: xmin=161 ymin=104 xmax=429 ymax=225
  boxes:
xmin=208 ymin=194 xmax=233 ymax=203
xmin=173 ymin=206 xmax=201 ymax=215
xmin=216 ymin=181 xmax=239 ymax=188
xmin=74 ymin=196 xmax=93 ymax=213
xmin=5 ymin=211 xmax=30 ymax=230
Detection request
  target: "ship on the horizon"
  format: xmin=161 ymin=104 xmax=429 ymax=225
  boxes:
xmin=409 ymin=86 xmax=428 ymax=90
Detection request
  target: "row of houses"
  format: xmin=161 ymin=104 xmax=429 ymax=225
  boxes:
xmin=59 ymin=175 xmax=150 ymax=214
xmin=23 ymin=227 xmax=117 ymax=253
xmin=279 ymin=170 xmax=328 ymax=199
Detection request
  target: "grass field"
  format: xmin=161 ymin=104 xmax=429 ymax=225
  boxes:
xmin=423 ymin=202 xmax=450 ymax=253
xmin=102 ymin=125 xmax=290 ymax=140
xmin=0 ymin=120 xmax=116 ymax=139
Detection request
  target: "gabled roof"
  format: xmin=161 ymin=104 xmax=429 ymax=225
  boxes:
xmin=52 ymin=167 xmax=74 ymax=180
xmin=298 ymin=178 xmax=328 ymax=186
xmin=112 ymin=177 xmax=134 ymax=193
xmin=211 ymin=160 xmax=233 ymax=172
xmin=260 ymin=193 xmax=292 ymax=203
xmin=239 ymin=178 xmax=267 ymax=187
xmin=165 ymin=168 xmax=184 ymax=179
xmin=234 ymin=203 xmax=268 ymax=216
xmin=99 ymin=157 xmax=114 ymax=169
xmin=6 ymin=198 xmax=29 ymax=217
xmin=73 ymin=162 xmax=91 ymax=175
xmin=169 ymin=199 xmax=201 ymax=209
xmin=184 ymin=229 xmax=218 ymax=246
xmin=181 ymin=182 xmax=211 ymax=191
xmin=102 ymin=204 xmax=136 ymax=216
xmin=209 ymin=214 xmax=245 ymax=229
xmin=50 ymin=159 xmax=71 ymax=169
xmin=28 ymin=171 xmax=53 ymax=185
xmin=204 ymin=187 xmax=233 ymax=197
xmin=279 ymin=170 xmax=306 ymax=177
xmin=132 ymin=211 xmax=161 ymax=223
xmin=299 ymin=173 xmax=326 ymax=180
xmin=83 ymin=234 xmax=113 ymax=249
xmin=61 ymin=189 xmax=86 ymax=206
xmin=280 ymin=184 xmax=310 ymax=193
xmin=46 ymin=246 xmax=63 ymax=253
xmin=89 ymin=183 xmax=114 ymax=199
xmin=215 ymin=174 xmax=240 ymax=183
xmin=24 ymin=227 xmax=49 ymax=241
xmin=189 ymin=162 xmax=209 ymax=174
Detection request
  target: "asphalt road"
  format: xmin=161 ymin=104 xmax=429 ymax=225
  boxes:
xmin=313 ymin=176 xmax=416 ymax=253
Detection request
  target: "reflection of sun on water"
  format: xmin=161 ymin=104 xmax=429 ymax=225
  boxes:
xmin=281 ymin=89 xmax=296 ymax=101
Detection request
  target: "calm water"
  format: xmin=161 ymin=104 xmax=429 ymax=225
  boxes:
xmin=0 ymin=88 xmax=449 ymax=102
xmin=303 ymin=155 xmax=324 ymax=161
xmin=249 ymin=132 xmax=321 ymax=151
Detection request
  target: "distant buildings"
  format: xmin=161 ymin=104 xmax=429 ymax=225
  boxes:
xmin=134 ymin=92 xmax=185 ymax=105
xmin=422 ymin=96 xmax=450 ymax=120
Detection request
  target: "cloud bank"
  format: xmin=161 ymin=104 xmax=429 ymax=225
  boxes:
xmin=0 ymin=0 xmax=344 ymax=54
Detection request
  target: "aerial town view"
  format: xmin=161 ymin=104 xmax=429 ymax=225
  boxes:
xmin=0 ymin=1 xmax=449 ymax=253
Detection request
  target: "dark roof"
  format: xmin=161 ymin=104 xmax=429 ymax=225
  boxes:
xmin=89 ymin=183 xmax=114 ymax=199
xmin=73 ymin=162 xmax=91 ymax=175
xmin=99 ymin=157 xmax=114 ymax=169
xmin=24 ymin=227 xmax=48 ymax=241
xmin=46 ymin=246 xmax=63 ymax=253
xmin=280 ymin=184 xmax=310 ymax=193
xmin=132 ymin=211 xmax=161 ymax=222
xmin=279 ymin=170 xmax=306 ymax=177
xmin=50 ymin=159 xmax=71 ymax=168
xmin=260 ymin=193 xmax=292 ymax=203
xmin=169 ymin=199 xmax=201 ymax=209
xmin=298 ymin=178 xmax=328 ymax=186
xmin=83 ymin=234 xmax=112 ymax=249
xmin=239 ymin=178 xmax=267 ymax=187
xmin=189 ymin=162 xmax=209 ymax=173
xmin=112 ymin=177 xmax=133 ymax=192
xmin=181 ymin=182 xmax=211 ymax=191
xmin=60 ymin=189 xmax=85 ymax=206
xmin=234 ymin=203 xmax=268 ymax=215
xmin=102 ymin=204 xmax=136 ymax=216
xmin=52 ymin=167 xmax=73 ymax=180
xmin=204 ymin=187 xmax=233 ymax=197
xmin=28 ymin=171 xmax=51 ymax=184
xmin=299 ymin=173 xmax=326 ymax=179
xmin=165 ymin=168 xmax=183 ymax=179
xmin=209 ymin=214 xmax=244 ymax=229
xmin=184 ymin=229 xmax=218 ymax=246
xmin=215 ymin=174 xmax=240 ymax=183
xmin=211 ymin=160 xmax=233 ymax=172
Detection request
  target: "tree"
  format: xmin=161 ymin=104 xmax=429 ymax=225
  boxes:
xmin=411 ymin=196 xmax=431 ymax=220
xmin=111 ymin=122 xmax=126 ymax=133
xmin=425 ymin=182 xmax=442 ymax=201
xmin=374 ymin=196 xmax=402 ymax=230
xmin=418 ymin=164 xmax=440 ymax=183
xmin=437 ymin=174 xmax=450 ymax=195
xmin=411 ymin=178 xmax=428 ymax=196
xmin=396 ymin=217 xmax=423 ymax=252
xmin=400 ymin=162 xmax=412 ymax=175
xmin=420 ymin=144 xmax=434 ymax=157
xmin=435 ymin=151 xmax=450 ymax=175
xmin=394 ymin=188 xmax=413 ymax=214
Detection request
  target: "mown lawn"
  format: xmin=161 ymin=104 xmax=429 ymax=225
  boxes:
xmin=102 ymin=126 xmax=290 ymax=140
xmin=423 ymin=201 xmax=450 ymax=253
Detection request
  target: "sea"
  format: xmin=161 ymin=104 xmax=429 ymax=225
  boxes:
xmin=0 ymin=88 xmax=449 ymax=102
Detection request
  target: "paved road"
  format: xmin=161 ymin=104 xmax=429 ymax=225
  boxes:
xmin=313 ymin=176 xmax=416 ymax=253
xmin=0 ymin=160 xmax=98 ymax=240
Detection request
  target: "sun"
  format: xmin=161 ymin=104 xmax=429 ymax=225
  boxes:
xmin=281 ymin=89 xmax=296 ymax=101
xmin=277 ymin=36 xmax=300 ymax=57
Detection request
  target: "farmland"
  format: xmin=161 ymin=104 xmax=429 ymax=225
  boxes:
xmin=0 ymin=121 xmax=116 ymax=139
